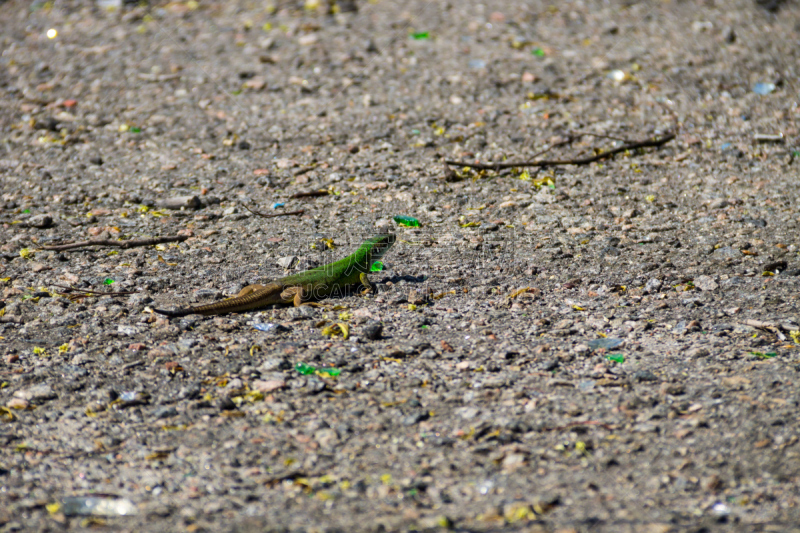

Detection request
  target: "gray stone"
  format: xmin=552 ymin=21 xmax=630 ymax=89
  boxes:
xmin=259 ymin=357 xmax=290 ymax=372
xmin=277 ymin=256 xmax=297 ymax=269
xmin=643 ymin=278 xmax=663 ymax=294
xmin=633 ymin=370 xmax=658 ymax=382
xmin=154 ymin=406 xmax=178 ymax=419
xmin=708 ymin=198 xmax=730 ymax=210
xmin=456 ymin=407 xmax=480 ymax=420
xmin=694 ymin=275 xmax=718 ymax=291
xmin=721 ymin=276 xmax=744 ymax=287
xmin=713 ymin=246 xmax=740 ymax=259
xmin=117 ymin=324 xmax=143 ymax=336
xmin=128 ymin=293 xmax=154 ymax=305
xmin=28 ymin=214 xmax=54 ymax=228
xmin=687 ymin=347 xmax=710 ymax=358
xmin=156 ymin=195 xmax=200 ymax=209
xmin=14 ymin=384 xmax=56 ymax=402
xmin=287 ymin=306 xmax=315 ymax=320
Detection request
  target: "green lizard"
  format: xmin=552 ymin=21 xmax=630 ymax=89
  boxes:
xmin=153 ymin=234 xmax=395 ymax=317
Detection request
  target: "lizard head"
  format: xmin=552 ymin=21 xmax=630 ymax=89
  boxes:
xmin=365 ymin=233 xmax=396 ymax=264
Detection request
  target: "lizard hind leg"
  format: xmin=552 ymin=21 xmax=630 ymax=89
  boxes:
xmin=281 ymin=286 xmax=324 ymax=307
xmin=230 ymin=284 xmax=266 ymax=299
xmin=280 ymin=286 xmax=305 ymax=307
xmin=359 ymin=272 xmax=374 ymax=296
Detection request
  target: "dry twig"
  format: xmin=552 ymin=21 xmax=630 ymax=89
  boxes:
xmin=545 ymin=420 xmax=617 ymax=432
xmin=444 ymin=131 xmax=676 ymax=171
xmin=291 ymin=190 xmax=329 ymax=199
xmin=40 ymin=235 xmax=189 ymax=252
xmin=241 ymin=204 xmax=305 ymax=219
xmin=50 ymin=284 xmax=139 ymax=299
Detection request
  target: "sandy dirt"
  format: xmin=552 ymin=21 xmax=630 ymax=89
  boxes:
xmin=2 ymin=0 xmax=800 ymax=531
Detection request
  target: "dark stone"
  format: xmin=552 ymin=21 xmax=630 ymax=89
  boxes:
xmin=362 ymin=321 xmax=383 ymax=340
xmin=763 ymin=261 xmax=788 ymax=273
xmin=634 ymin=370 xmax=658 ymax=382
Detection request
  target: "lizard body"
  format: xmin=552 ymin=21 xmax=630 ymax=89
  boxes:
xmin=153 ymin=234 xmax=395 ymax=317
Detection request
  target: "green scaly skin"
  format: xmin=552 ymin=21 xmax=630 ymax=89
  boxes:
xmin=153 ymin=234 xmax=396 ymax=317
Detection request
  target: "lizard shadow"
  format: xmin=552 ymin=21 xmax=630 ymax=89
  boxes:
xmin=319 ymin=274 xmax=427 ymax=301
xmin=378 ymin=274 xmax=427 ymax=285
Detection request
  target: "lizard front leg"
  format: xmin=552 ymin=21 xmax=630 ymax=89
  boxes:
xmin=359 ymin=273 xmax=374 ymax=295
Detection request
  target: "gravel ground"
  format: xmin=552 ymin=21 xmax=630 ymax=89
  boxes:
xmin=2 ymin=0 xmax=800 ymax=531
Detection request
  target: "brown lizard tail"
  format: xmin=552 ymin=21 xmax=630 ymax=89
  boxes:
xmin=153 ymin=291 xmax=275 ymax=316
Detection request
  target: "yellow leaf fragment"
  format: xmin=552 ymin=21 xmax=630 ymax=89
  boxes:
xmin=321 ymin=322 xmax=349 ymax=340
xmin=145 ymin=450 xmax=171 ymax=460
xmin=432 ymin=290 xmax=456 ymax=300
xmin=507 ymin=287 xmax=530 ymax=300
xmin=504 ymin=503 xmax=536 ymax=523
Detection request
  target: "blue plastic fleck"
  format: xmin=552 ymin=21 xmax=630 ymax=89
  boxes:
xmin=753 ymin=83 xmax=775 ymax=95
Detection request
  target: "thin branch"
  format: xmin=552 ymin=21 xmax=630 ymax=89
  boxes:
xmin=241 ymin=204 xmax=305 ymax=219
xmin=544 ymin=420 xmax=616 ymax=431
xmin=50 ymin=284 xmax=139 ymax=297
xmin=444 ymin=131 xmax=676 ymax=171
xmin=40 ymin=235 xmax=189 ymax=252
xmin=292 ymin=166 xmax=316 ymax=177
xmin=291 ymin=190 xmax=329 ymax=199
xmin=567 ymin=131 xmax=634 ymax=143
xmin=449 ymin=137 xmax=574 ymax=181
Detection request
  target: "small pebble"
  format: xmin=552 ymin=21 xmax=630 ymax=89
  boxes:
xmin=362 ymin=321 xmax=383 ymax=340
